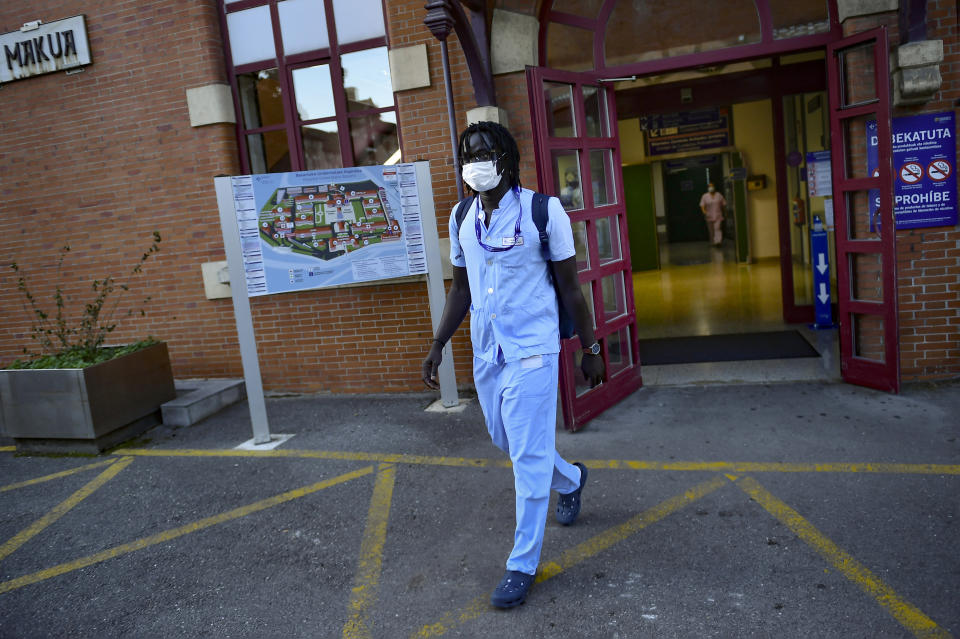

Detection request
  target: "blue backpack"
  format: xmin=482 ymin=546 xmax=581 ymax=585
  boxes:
xmin=454 ymin=192 xmax=575 ymax=339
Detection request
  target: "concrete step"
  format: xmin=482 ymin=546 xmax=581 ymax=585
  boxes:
xmin=162 ymin=379 xmax=245 ymax=427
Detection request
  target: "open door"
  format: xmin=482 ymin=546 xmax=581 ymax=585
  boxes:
xmin=827 ymin=27 xmax=900 ymax=392
xmin=527 ymin=67 xmax=643 ymax=430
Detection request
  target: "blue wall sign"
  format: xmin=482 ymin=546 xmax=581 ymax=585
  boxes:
xmin=867 ymin=112 xmax=957 ymax=230
xmin=810 ymin=217 xmax=834 ymax=328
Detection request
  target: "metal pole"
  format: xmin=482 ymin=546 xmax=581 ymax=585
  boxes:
xmin=214 ymin=176 xmax=272 ymax=444
xmin=416 ymin=161 xmax=459 ymax=407
xmin=440 ymin=38 xmax=464 ymax=201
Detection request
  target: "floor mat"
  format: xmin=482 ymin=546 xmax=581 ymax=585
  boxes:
xmin=638 ymin=330 xmax=820 ymax=365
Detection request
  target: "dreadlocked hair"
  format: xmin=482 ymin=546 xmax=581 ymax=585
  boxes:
xmin=458 ymin=121 xmax=522 ymax=190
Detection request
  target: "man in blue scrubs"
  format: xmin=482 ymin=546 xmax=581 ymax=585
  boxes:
xmin=422 ymin=121 xmax=604 ymax=608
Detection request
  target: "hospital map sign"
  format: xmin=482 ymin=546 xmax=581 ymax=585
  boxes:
xmin=868 ymin=112 xmax=957 ymax=229
xmin=225 ymin=164 xmax=427 ymax=296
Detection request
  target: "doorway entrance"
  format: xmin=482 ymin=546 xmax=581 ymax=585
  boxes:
xmin=663 ymin=155 xmax=722 ymax=244
xmin=529 ymin=1 xmax=898 ymax=428
xmin=607 ymin=58 xmax=839 ymax=365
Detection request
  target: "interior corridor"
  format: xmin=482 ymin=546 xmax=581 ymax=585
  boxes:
xmin=633 ymin=241 xmax=784 ymax=339
xmin=631 ymin=241 xmax=841 ymax=385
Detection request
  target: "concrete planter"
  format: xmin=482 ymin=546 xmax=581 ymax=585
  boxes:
xmin=0 ymin=342 xmax=176 ymax=453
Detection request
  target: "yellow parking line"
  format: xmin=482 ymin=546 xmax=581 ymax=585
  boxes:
xmin=412 ymin=474 xmax=730 ymax=637
xmin=736 ymin=476 xmax=951 ymax=639
xmin=0 ymin=465 xmax=374 ymax=596
xmin=0 ymin=447 xmax=14 ymax=453
xmin=0 ymin=459 xmax=120 ymax=493
xmin=0 ymin=457 xmax=134 ymax=563
xmin=111 ymin=449 xmax=960 ymax=475
xmin=588 ymin=460 xmax=960 ymax=475
xmin=343 ymin=463 xmax=397 ymax=639
xmin=115 ymin=448 xmax=509 ymax=468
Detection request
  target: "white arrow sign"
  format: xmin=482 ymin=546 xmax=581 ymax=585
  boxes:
xmin=816 ymin=253 xmax=828 ymax=275
xmin=818 ymin=283 xmax=830 ymax=304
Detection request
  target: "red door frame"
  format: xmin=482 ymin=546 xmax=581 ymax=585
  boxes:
xmin=827 ymin=27 xmax=900 ymax=392
xmin=527 ymin=67 xmax=643 ymax=431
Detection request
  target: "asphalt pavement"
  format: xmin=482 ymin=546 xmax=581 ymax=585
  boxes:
xmin=1 ymin=379 xmax=958 ymax=638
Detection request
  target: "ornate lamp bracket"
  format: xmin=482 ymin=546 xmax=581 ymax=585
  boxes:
xmin=424 ymin=0 xmax=496 ymax=106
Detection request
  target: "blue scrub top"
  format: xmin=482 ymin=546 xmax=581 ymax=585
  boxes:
xmin=449 ymin=187 xmax=576 ymax=364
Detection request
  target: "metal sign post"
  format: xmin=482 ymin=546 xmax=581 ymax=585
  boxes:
xmin=213 ymin=162 xmax=457 ymax=442
xmin=415 ymin=162 xmax=459 ymax=407
xmin=214 ymin=177 xmax=272 ymax=445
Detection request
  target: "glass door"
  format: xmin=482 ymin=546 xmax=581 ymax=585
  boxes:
xmin=527 ymin=67 xmax=643 ymax=431
xmin=827 ymin=27 xmax=900 ymax=392
xmin=780 ymin=90 xmax=836 ymax=319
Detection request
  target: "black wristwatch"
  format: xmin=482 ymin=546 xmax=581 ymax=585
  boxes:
xmin=583 ymin=342 xmax=600 ymax=356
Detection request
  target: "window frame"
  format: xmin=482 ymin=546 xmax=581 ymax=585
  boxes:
xmin=219 ymin=0 xmax=401 ymax=173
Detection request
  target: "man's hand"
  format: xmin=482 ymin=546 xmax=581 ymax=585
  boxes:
xmin=420 ymin=266 xmax=470 ymax=391
xmin=422 ymin=342 xmax=444 ymax=390
xmin=581 ymin=352 xmax=604 ymax=388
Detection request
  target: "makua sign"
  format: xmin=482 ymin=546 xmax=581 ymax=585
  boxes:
xmin=1 ymin=15 xmax=91 ymax=84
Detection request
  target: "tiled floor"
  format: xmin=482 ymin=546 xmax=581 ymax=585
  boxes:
xmin=632 ymin=241 xmax=840 ymax=385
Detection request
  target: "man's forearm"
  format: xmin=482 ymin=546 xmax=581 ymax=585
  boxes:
xmin=552 ymin=257 xmax=596 ymax=348
xmin=432 ymin=275 xmax=471 ymax=345
xmin=562 ymin=287 xmax=596 ymax=348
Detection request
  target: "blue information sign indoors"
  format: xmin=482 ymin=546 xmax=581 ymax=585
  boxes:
xmin=641 ymin=108 xmax=731 ymax=157
xmin=867 ymin=112 xmax=957 ymax=230
xmin=810 ymin=216 xmax=834 ymax=329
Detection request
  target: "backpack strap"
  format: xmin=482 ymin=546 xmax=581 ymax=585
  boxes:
xmin=454 ymin=196 xmax=475 ymax=234
xmin=531 ymin=192 xmax=551 ymax=260
xmin=531 ymin=191 xmax=576 ymax=339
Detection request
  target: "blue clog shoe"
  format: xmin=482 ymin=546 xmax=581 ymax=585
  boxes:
xmin=555 ymin=462 xmax=588 ymax=525
xmin=491 ymin=570 xmax=535 ymax=608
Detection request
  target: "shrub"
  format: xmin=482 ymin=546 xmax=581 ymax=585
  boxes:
xmin=8 ymin=232 xmax=162 ymax=369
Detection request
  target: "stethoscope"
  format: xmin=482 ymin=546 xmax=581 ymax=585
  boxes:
xmin=474 ymin=187 xmax=523 ymax=253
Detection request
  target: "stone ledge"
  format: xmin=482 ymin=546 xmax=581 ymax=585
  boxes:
xmin=897 ymin=40 xmax=944 ymax=69
xmin=162 ymin=379 xmax=246 ymax=427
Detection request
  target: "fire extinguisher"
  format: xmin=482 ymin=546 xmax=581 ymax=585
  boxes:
xmin=792 ymin=197 xmax=806 ymax=226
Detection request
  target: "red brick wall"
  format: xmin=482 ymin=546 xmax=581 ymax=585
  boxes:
xmin=0 ymin=1 xmax=244 ymax=380
xmin=0 ymin=0 xmax=446 ymax=393
xmin=848 ymin=4 xmax=960 ymax=381
xmin=896 ymin=0 xmax=960 ymax=381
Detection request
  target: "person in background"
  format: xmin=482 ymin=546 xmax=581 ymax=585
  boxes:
xmin=559 ymin=168 xmax=583 ymax=209
xmin=422 ymin=121 xmax=604 ymax=609
xmin=699 ymin=181 xmax=726 ymax=247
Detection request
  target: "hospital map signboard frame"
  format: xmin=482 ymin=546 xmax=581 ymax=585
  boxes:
xmin=214 ymin=162 xmax=455 ymax=444
xmin=230 ymin=165 xmax=428 ymax=295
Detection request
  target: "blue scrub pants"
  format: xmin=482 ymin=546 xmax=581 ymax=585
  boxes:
xmin=473 ymin=352 xmax=582 ymax=575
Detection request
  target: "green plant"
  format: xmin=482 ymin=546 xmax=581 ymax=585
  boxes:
xmin=8 ymin=231 xmax=162 ymax=369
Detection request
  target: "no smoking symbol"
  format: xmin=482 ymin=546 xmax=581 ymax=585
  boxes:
xmin=927 ymin=159 xmax=952 ymax=182
xmin=899 ymin=162 xmax=923 ymax=184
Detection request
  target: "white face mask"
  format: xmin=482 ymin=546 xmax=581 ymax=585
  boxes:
xmin=462 ymin=160 xmax=503 ymax=192
xmin=708 ymin=186 xmax=716 ymax=193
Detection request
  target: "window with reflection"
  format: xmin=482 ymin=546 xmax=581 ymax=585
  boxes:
xmin=350 ymin=112 xmax=399 ymax=166
xmin=605 ymin=0 xmax=761 ymax=67
xmin=221 ymin=0 xmax=399 ymax=174
xmin=769 ymin=0 xmax=830 ymax=39
xmin=546 ymin=22 xmax=594 ymax=72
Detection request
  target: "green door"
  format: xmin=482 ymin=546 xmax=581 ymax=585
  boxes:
xmin=622 ymin=164 xmax=659 ymax=271
xmin=662 ymin=157 xmax=722 ymax=243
